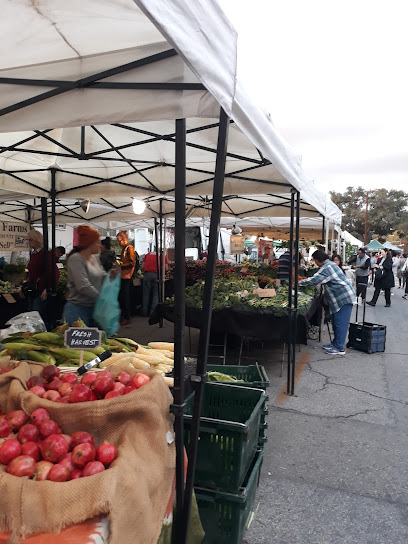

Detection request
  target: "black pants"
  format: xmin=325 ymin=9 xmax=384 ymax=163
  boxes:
xmin=356 ymin=277 xmax=368 ymax=299
xmin=371 ymin=286 xmax=391 ymax=306
xmin=119 ymin=278 xmax=131 ymax=320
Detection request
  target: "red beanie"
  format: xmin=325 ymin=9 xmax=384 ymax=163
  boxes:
xmin=77 ymin=225 xmax=100 ymax=249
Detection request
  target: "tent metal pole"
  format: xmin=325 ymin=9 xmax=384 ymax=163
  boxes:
xmin=154 ymin=218 xmax=160 ymax=307
xmin=49 ymin=169 xmax=57 ymax=329
xmin=40 ymin=197 xmax=49 ymax=329
xmin=286 ymin=191 xmax=295 ymax=395
xmin=181 ymin=108 xmax=230 ymax=543
xmin=325 ymin=220 xmax=330 ymax=252
xmin=162 ymin=217 xmax=167 ymax=302
xmin=321 ymin=216 xmax=325 ymax=244
xmin=158 ymin=199 xmax=164 ymax=328
xmin=171 ymin=119 xmax=186 ymax=544
xmin=291 ymin=191 xmax=301 ymax=395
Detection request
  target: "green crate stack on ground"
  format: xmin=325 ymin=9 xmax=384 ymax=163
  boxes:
xmin=207 ymin=364 xmax=270 ymax=450
xmin=184 ymin=381 xmax=267 ymax=544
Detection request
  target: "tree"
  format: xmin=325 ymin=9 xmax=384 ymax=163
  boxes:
xmin=330 ymin=187 xmax=408 ymax=241
xmin=330 ymin=186 xmax=366 ymax=239
xmin=367 ymin=189 xmax=408 ymax=237
xmin=396 ymin=211 xmax=408 ymax=239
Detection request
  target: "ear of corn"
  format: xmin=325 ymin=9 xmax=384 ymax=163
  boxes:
xmin=2 ymin=343 xmax=43 ymax=351
xmin=32 ymin=332 xmax=63 ymax=345
xmin=148 ymin=342 xmax=174 ymax=352
xmin=26 ymin=351 xmax=57 ymax=366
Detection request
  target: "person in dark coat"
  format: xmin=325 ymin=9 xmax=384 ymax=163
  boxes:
xmin=367 ymin=248 xmax=394 ymax=307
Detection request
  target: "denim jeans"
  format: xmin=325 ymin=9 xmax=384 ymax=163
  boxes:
xmin=332 ymin=303 xmax=353 ymax=351
xmin=63 ymin=301 xmax=96 ymax=327
xmin=142 ymin=271 xmax=158 ymax=316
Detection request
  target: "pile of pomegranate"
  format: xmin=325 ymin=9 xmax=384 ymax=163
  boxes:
xmin=27 ymin=366 xmax=151 ymax=403
xmin=0 ymin=408 xmax=117 ymax=481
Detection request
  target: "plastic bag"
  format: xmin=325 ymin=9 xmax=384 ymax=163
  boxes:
xmin=92 ymin=275 xmax=121 ymax=336
xmin=0 ymin=311 xmax=46 ymax=340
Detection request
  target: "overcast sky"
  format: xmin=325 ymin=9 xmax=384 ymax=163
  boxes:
xmin=219 ymin=0 xmax=408 ymax=196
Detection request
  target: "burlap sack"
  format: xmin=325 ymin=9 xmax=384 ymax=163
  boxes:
xmin=0 ymin=359 xmax=31 ymax=412
xmin=0 ymin=367 xmax=176 ymax=544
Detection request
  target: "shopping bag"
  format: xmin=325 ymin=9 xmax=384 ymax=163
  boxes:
xmin=92 ymin=274 xmax=121 ymax=336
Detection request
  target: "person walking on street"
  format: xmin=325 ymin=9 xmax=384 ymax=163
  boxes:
xmin=116 ymin=231 xmax=138 ymax=326
xmin=141 ymin=249 xmax=168 ymax=317
xmin=299 ymin=249 xmax=356 ymax=355
xmin=401 ymin=257 xmax=408 ymax=300
xmin=99 ymin=237 xmax=116 ymax=272
xmin=348 ymin=248 xmax=370 ymax=301
xmin=369 ymin=252 xmax=377 ymax=284
xmin=396 ymin=254 xmax=406 ymax=289
xmin=367 ymin=248 xmax=394 ymax=307
xmin=63 ymin=226 xmax=106 ymax=326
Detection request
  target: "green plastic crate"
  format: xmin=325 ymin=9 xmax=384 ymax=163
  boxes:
xmin=184 ymin=383 xmax=266 ymax=491
xmin=207 ymin=364 xmax=270 ymax=391
xmin=195 ymin=449 xmax=264 ymax=544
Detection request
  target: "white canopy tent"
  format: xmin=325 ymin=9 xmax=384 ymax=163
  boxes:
xmin=0 ymin=1 xmax=331 ymax=508
xmin=0 ymin=0 xmax=320 ymax=209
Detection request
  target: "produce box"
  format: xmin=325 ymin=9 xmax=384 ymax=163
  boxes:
xmin=195 ymin=449 xmax=263 ymax=544
xmin=184 ymin=383 xmax=266 ymax=491
xmin=207 ymin=364 xmax=269 ymax=391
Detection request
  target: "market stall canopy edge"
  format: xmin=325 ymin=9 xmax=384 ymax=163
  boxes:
xmin=0 ymin=0 xmax=322 ymax=212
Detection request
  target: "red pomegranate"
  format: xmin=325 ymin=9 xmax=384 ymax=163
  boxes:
xmin=0 ymin=438 xmax=22 ymax=464
xmin=7 ymin=455 xmax=36 ymax=478
xmin=82 ymin=461 xmax=105 ymax=477
xmin=17 ymin=424 xmax=40 ymax=444
xmin=21 ymin=441 xmax=41 ymax=462
xmin=30 ymin=408 xmax=50 ymax=427
xmin=96 ymin=443 xmax=117 ymax=466
xmin=72 ymin=443 xmax=95 ymax=469
xmin=70 ymin=431 xmax=94 ymax=449
xmin=39 ymin=434 xmax=69 ymax=463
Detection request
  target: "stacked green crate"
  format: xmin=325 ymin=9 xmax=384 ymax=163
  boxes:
xmin=207 ymin=364 xmax=269 ymax=449
xmin=184 ymin=382 xmax=267 ymax=544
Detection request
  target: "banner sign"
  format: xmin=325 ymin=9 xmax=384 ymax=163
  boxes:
xmin=0 ymin=222 xmax=29 ymax=251
xmin=230 ymin=235 xmax=245 ymax=255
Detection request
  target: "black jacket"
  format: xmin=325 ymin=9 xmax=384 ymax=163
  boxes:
xmin=374 ymin=256 xmax=394 ymax=289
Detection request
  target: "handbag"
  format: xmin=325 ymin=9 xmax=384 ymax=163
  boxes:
xmin=92 ymin=274 xmax=121 ymax=336
xmin=21 ymin=280 xmax=38 ymax=298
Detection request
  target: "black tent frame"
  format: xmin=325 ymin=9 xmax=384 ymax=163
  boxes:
xmin=0 ymin=47 xmax=309 ymax=543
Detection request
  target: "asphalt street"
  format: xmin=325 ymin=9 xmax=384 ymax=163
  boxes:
xmin=243 ymin=283 xmax=408 ymax=544
xmin=118 ymin=283 xmax=408 ymax=544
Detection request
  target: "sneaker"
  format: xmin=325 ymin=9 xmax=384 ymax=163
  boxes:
xmin=366 ymin=301 xmax=376 ymax=306
xmin=324 ymin=346 xmax=346 ymax=355
xmin=322 ymin=344 xmax=332 ymax=350
xmin=402 ymin=295 xmax=408 ymax=300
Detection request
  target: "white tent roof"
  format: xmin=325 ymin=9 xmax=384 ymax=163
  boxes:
xmin=0 ymin=0 xmax=324 ymax=214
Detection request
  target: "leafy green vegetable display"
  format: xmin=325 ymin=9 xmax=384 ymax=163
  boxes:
xmin=165 ymin=278 xmax=316 ymax=317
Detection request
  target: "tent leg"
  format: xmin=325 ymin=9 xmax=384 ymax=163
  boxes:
xmin=171 ymin=119 xmax=187 ymax=544
xmin=158 ymin=200 xmax=164 ymax=328
xmin=49 ymin=169 xmax=57 ymax=330
xmin=291 ymin=190 xmax=301 ymax=395
xmin=181 ymin=109 xmax=230 ymax=543
xmin=286 ymin=191 xmax=295 ymax=394
xmin=40 ymin=197 xmax=49 ymax=330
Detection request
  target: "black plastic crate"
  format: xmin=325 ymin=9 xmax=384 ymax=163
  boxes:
xmin=195 ymin=449 xmax=263 ymax=544
xmin=347 ymin=321 xmax=386 ymax=354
